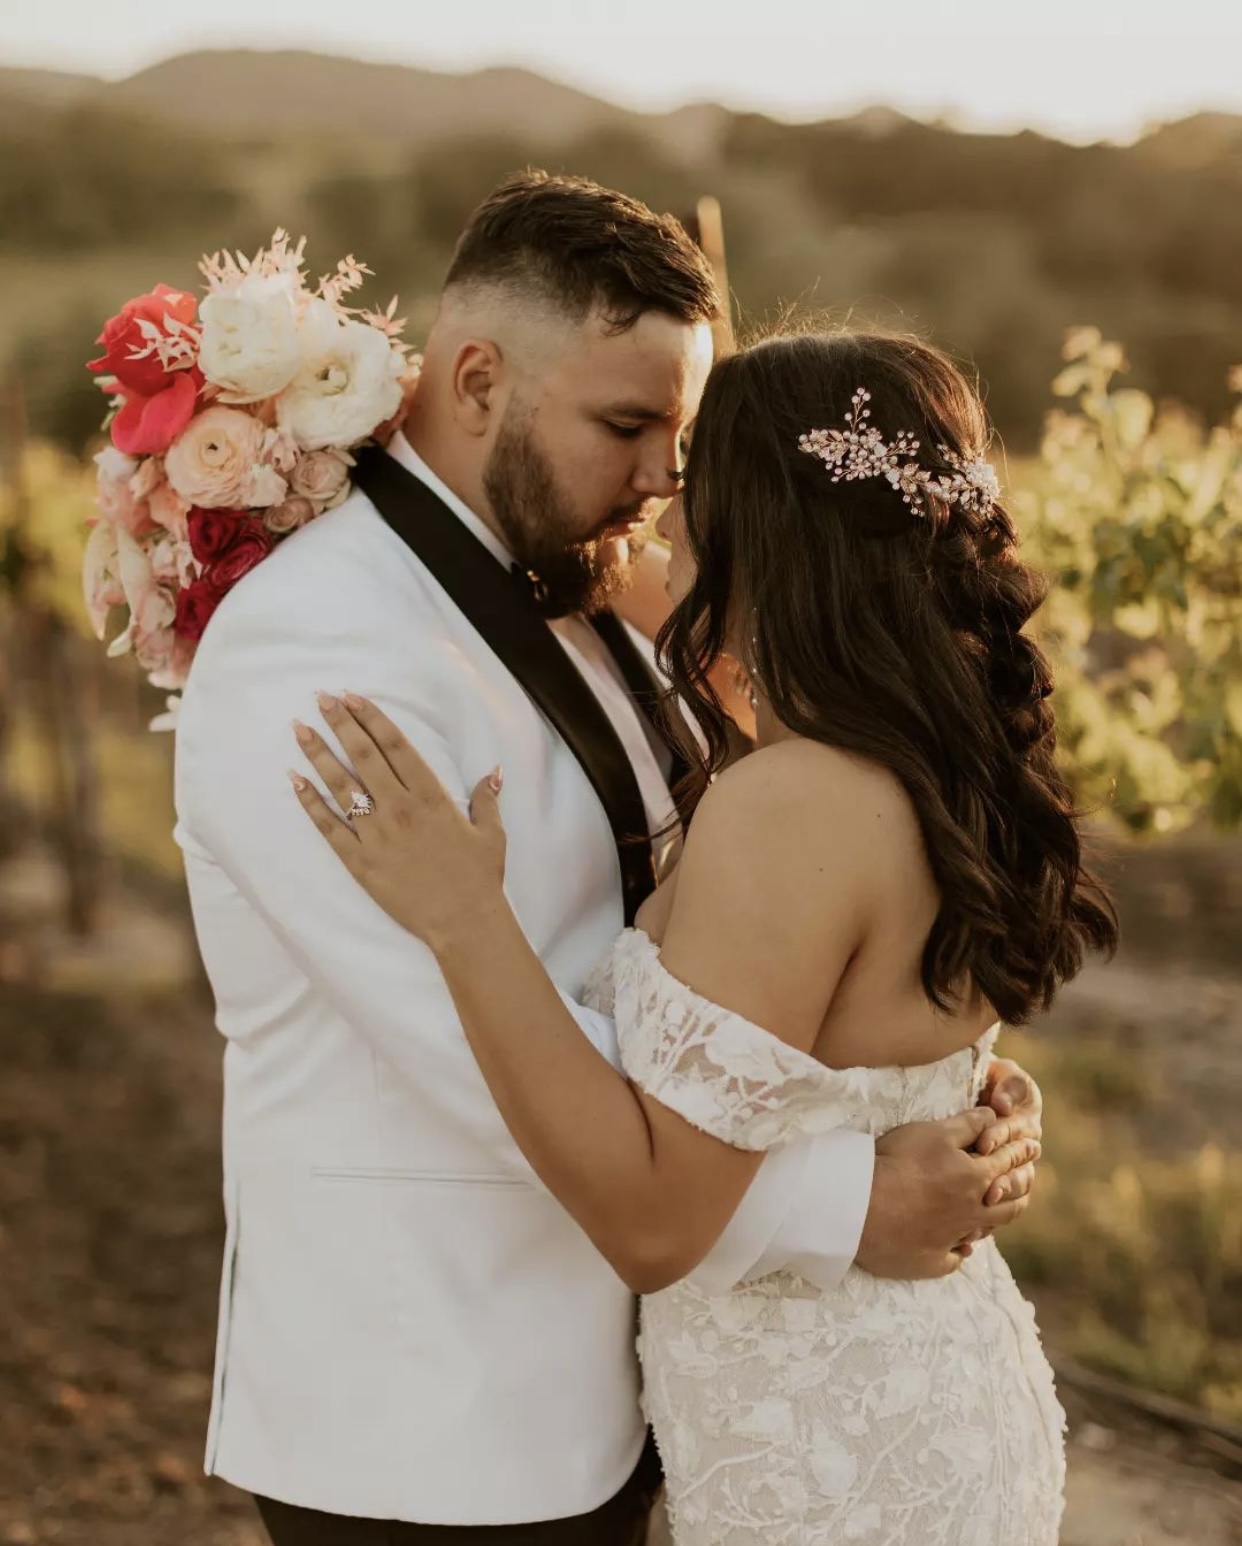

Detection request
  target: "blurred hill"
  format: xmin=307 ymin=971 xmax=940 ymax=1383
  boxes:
xmin=2 ymin=48 xmax=1240 ymax=452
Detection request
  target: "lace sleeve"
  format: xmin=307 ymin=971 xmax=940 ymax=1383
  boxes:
xmin=610 ymin=930 xmax=849 ymax=1151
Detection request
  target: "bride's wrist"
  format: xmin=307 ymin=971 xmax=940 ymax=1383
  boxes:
xmin=425 ymin=889 xmax=512 ymax=964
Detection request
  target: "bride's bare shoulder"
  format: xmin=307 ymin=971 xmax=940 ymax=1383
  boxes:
xmin=662 ymin=739 xmax=911 ymax=1034
xmin=672 ymin=737 xmax=920 ymax=929
xmin=697 ymin=737 xmax=913 ymax=839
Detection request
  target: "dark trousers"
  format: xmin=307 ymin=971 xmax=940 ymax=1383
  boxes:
xmin=254 ymin=1433 xmax=662 ymax=1546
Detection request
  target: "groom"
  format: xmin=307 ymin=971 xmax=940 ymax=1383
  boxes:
xmin=174 ymin=172 xmax=1043 ymax=1546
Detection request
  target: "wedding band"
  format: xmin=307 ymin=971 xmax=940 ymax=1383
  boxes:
xmin=346 ymin=789 xmax=374 ymax=820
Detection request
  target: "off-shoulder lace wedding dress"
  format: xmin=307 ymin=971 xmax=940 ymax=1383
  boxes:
xmin=585 ymin=929 xmax=1065 ymax=1546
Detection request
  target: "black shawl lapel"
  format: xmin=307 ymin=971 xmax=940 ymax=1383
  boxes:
xmin=589 ymin=609 xmax=697 ymax=827
xmin=353 ymin=448 xmax=658 ymax=924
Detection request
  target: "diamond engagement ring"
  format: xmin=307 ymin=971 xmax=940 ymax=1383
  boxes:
xmin=346 ymin=790 xmax=374 ymax=820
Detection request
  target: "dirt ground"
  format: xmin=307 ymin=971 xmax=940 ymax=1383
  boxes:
xmin=1 ymin=836 xmax=1241 ymax=1546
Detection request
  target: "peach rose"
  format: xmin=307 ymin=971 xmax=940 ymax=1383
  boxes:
xmin=290 ymin=449 xmax=352 ymax=508
xmin=263 ymin=497 xmax=316 ymax=535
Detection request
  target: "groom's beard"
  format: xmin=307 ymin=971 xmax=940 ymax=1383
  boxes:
xmin=483 ymin=413 xmax=652 ymax=618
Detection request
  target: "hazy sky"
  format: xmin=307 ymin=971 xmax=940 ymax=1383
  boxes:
xmin=1 ymin=0 xmax=1237 ymax=143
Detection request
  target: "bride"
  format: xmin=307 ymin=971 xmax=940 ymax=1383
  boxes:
xmin=287 ymin=329 xmax=1118 ymax=1544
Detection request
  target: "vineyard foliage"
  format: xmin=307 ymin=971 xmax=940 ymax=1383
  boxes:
xmin=1017 ymin=329 xmax=1242 ymax=833
xmin=4 ymin=332 xmax=1241 ymax=834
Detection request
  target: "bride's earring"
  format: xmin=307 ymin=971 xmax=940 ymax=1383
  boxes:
xmin=747 ymin=623 xmax=763 ymax=712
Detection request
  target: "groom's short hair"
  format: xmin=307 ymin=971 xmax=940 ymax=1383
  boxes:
xmin=444 ymin=170 xmax=720 ymax=333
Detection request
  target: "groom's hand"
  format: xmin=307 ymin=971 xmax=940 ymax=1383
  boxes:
xmin=855 ymin=1107 xmax=1040 ymax=1280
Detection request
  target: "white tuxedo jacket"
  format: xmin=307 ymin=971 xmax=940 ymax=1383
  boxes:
xmin=173 ymin=436 xmax=874 ymax=1525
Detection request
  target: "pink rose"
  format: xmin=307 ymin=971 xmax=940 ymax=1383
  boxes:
xmin=290 ymin=448 xmax=352 ymax=508
xmin=111 ymin=372 xmax=201 ymax=457
xmin=263 ymin=497 xmax=316 ymax=535
xmin=165 ymin=406 xmax=267 ymax=508
xmin=88 ymin=283 xmax=198 ymax=398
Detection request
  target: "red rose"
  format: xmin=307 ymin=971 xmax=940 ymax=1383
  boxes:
xmin=187 ymin=507 xmax=252 ymax=566
xmin=89 ymin=283 xmax=198 ymax=397
xmin=173 ymin=577 xmax=223 ymax=644
xmin=111 ymin=372 xmax=200 ymax=457
xmin=206 ymin=524 xmax=274 ymax=594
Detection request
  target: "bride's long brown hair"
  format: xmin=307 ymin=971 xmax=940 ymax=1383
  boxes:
xmin=657 ymin=330 xmax=1117 ymax=1026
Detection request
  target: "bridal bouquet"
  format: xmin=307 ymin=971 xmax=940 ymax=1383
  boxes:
xmin=82 ymin=231 xmax=412 ymax=722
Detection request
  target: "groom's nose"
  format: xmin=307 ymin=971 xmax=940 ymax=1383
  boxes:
xmin=630 ymin=430 xmax=685 ymax=501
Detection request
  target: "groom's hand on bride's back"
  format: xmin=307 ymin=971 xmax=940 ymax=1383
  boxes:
xmin=855 ymin=1067 xmax=1042 ymax=1280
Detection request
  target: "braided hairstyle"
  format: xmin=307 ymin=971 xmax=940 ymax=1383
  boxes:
xmin=658 ymin=329 xmax=1117 ymax=1025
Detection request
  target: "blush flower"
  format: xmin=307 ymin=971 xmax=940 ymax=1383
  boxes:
xmin=164 ymin=406 xmax=267 ymax=508
xmin=115 ymin=527 xmax=177 ymax=640
xmin=263 ymin=497 xmax=317 ymax=535
xmin=148 ymin=481 xmax=192 ymax=541
xmin=93 ymin=447 xmax=156 ymax=536
xmin=84 ymin=230 xmax=409 ymax=718
xmin=290 ymin=448 xmax=353 ymax=508
xmin=82 ymin=520 xmax=125 ymax=639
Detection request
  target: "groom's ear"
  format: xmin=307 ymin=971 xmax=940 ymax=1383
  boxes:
xmin=451 ymin=339 xmax=504 ymax=436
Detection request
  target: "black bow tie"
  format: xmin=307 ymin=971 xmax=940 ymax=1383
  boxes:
xmin=510 ymin=563 xmax=573 ymax=620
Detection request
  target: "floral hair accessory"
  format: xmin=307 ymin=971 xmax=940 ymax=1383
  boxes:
xmin=798 ymin=387 xmax=999 ymax=520
xmin=83 ymin=231 xmax=420 ymax=728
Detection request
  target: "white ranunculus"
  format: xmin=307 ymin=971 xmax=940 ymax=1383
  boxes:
xmin=277 ymin=307 xmax=404 ymax=451
xmin=198 ymin=273 xmax=303 ymax=404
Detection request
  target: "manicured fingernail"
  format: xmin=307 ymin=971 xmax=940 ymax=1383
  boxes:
xmin=317 ymin=692 xmax=338 ymax=712
xmin=292 ymin=719 xmax=312 ymax=745
xmin=342 ymin=692 xmax=366 ymax=710
xmin=288 ymin=770 xmax=308 ymax=792
xmin=488 ymin=765 xmax=504 ymax=795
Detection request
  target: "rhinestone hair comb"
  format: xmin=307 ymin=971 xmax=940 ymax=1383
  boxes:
xmin=798 ymin=388 xmax=1000 ymax=519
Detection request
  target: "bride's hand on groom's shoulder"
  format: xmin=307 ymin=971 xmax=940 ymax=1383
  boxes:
xmin=288 ymin=692 xmax=508 ymax=953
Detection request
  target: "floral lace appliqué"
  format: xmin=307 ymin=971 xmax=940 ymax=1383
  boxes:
xmin=587 ymin=929 xmax=1066 ymax=1546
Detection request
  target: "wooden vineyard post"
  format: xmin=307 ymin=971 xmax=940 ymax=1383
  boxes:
xmin=693 ymin=195 xmax=737 ymax=361
xmin=680 ymin=198 xmax=756 ymax=758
